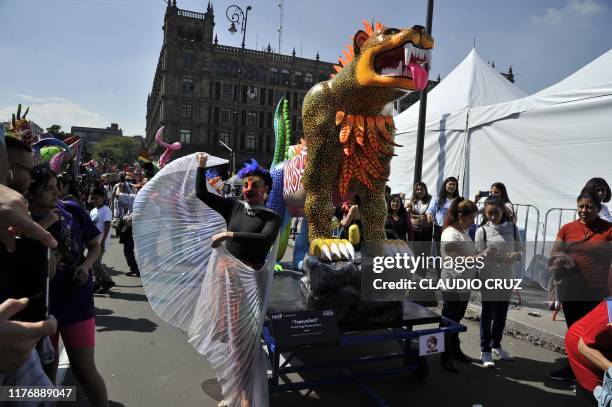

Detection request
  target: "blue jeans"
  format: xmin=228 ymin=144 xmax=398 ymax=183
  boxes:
xmin=480 ymin=301 xmax=510 ymax=352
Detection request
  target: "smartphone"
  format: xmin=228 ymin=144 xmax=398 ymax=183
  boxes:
xmin=479 ymin=190 xmax=490 ymax=197
xmin=6 ymin=238 xmax=50 ymax=322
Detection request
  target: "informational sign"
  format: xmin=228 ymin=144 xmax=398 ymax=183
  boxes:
xmin=418 ymin=332 xmax=444 ymax=356
xmin=268 ymin=310 xmax=340 ymax=349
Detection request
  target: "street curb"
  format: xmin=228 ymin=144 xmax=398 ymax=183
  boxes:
xmin=464 ymin=302 xmax=566 ymax=354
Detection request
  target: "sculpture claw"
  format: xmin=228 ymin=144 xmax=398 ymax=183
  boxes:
xmin=338 ymin=242 xmax=350 ymax=259
xmin=310 ymin=238 xmax=355 ymax=261
xmin=321 ymin=244 xmax=332 ymax=261
xmin=329 ymin=242 xmax=341 ymax=260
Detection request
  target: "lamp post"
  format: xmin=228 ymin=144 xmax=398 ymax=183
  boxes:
xmin=218 ymin=139 xmax=235 ymax=178
xmin=226 ymin=4 xmax=251 ymax=175
xmin=413 ymin=0 xmax=434 ymax=186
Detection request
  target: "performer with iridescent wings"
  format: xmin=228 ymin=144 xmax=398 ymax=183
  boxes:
xmin=133 ymin=152 xmax=281 ymax=407
xmin=195 ymin=153 xmax=281 ymax=269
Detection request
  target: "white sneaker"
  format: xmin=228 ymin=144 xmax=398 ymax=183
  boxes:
xmin=492 ymin=347 xmax=514 ymax=361
xmin=481 ymin=352 xmax=496 ymax=368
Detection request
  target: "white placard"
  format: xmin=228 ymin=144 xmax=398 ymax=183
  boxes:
xmin=418 ymin=332 xmax=445 ymax=356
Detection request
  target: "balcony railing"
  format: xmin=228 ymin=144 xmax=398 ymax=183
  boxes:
xmin=214 ymin=44 xmax=332 ymax=68
xmin=177 ymin=8 xmax=206 ymax=20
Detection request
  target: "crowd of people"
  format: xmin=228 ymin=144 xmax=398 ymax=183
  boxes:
xmin=364 ymin=176 xmax=609 ymax=406
xmin=1 ymin=125 xmax=610 ymax=407
xmin=0 ymin=132 xmax=147 ymax=406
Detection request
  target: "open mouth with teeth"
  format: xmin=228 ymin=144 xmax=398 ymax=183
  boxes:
xmin=373 ymin=42 xmax=431 ymax=90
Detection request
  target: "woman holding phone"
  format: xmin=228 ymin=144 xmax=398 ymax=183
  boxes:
xmin=474 ymin=182 xmax=516 ymax=223
xmin=28 ymin=165 xmax=109 ymax=407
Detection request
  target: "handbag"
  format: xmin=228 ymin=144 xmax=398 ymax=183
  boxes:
xmin=547 ymin=233 xmax=595 ymax=303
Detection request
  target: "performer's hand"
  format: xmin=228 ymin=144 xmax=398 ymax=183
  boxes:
xmin=211 ymin=231 xmax=233 ymax=248
xmin=197 ymin=152 xmax=209 ymax=168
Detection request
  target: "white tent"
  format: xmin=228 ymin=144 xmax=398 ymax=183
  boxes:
xmin=389 ymin=48 xmax=527 ymax=196
xmin=463 ymin=48 xmax=612 ymax=251
xmin=390 ymin=48 xmax=612 ymax=286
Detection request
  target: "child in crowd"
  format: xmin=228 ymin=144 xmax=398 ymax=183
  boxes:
xmin=90 ymin=188 xmax=115 ymax=293
xmin=475 ymin=196 xmax=522 ymax=368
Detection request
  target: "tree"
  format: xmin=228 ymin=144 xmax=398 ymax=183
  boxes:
xmin=46 ymin=124 xmax=71 ymax=140
xmin=93 ymin=136 xmax=138 ymax=167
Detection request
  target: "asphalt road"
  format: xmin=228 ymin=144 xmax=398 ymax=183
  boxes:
xmin=60 ymin=236 xmax=576 ymax=407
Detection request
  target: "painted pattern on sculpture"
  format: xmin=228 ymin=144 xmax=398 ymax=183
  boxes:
xmin=301 ymin=20 xmax=434 ymax=254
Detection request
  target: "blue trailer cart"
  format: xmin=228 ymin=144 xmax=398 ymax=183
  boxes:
xmin=264 ymin=271 xmax=466 ymax=406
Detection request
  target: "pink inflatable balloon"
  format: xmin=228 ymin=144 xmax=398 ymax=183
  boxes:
xmin=155 ymin=126 xmax=182 ymax=168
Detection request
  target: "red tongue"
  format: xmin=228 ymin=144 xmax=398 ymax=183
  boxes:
xmin=408 ymin=61 xmax=428 ymax=90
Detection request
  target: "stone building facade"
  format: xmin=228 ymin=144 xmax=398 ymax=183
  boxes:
xmin=145 ymin=1 xmax=335 ymax=169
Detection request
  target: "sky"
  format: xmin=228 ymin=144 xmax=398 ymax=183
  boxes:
xmin=1 ymin=0 xmax=610 ymax=136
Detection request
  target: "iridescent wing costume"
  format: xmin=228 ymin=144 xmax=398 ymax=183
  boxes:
xmin=133 ymin=153 xmax=278 ymax=406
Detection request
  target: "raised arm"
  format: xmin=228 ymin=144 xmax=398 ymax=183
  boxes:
xmin=195 ymin=153 xmax=234 ymax=222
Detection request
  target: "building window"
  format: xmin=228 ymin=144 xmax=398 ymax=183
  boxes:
xmin=183 ymin=51 xmax=194 ymax=68
xmin=222 ymin=83 xmax=233 ymax=98
xmin=214 ymin=82 xmax=221 ymax=100
xmin=266 ymin=112 xmax=273 ymax=129
xmin=180 ymin=129 xmax=192 ymax=144
xmin=304 ymin=72 xmax=314 ymax=87
xmin=181 ymin=79 xmax=194 ymax=94
xmin=294 ymin=71 xmax=303 ymax=87
xmin=246 ymin=133 xmax=256 ymax=152
xmin=268 ymin=89 xmax=274 ymax=106
xmin=220 ymin=131 xmax=230 ymax=146
xmin=268 ymin=68 xmax=279 ymax=84
xmin=179 ymin=103 xmax=192 ymax=119
xmin=259 ymin=112 xmax=265 ymax=129
xmin=247 ymin=111 xmax=257 ymax=127
xmin=280 ymin=69 xmax=290 ymax=85
xmin=259 ymin=87 xmax=266 ymax=105
xmin=221 ymin=108 xmax=231 ymax=123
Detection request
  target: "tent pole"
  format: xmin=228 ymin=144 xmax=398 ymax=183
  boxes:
xmin=412 ymin=0 xmax=434 ymax=187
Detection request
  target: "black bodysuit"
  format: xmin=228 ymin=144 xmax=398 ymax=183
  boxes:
xmin=196 ymin=167 xmax=281 ymax=267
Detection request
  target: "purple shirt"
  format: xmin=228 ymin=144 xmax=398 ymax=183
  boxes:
xmin=48 ymin=201 xmax=100 ymax=326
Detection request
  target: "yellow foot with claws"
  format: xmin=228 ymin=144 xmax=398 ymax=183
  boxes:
xmin=310 ymin=238 xmax=355 ymax=261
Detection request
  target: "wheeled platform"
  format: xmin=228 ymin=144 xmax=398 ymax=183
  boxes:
xmin=264 ymin=271 xmax=466 ymax=406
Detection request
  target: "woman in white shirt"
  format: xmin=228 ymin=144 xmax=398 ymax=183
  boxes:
xmin=406 ymin=181 xmax=433 ymax=260
xmin=439 ymin=197 xmax=494 ymax=372
xmin=475 ymin=197 xmax=522 ymax=368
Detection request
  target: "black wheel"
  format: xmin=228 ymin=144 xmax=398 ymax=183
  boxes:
xmin=413 ymin=355 xmax=429 ymax=379
xmin=403 ymin=348 xmax=429 ymax=379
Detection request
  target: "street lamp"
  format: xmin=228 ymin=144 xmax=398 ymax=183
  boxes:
xmin=226 ymin=4 xmax=251 ymax=175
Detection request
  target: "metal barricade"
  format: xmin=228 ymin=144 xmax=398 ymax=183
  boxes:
xmin=540 ymin=208 xmax=578 ymax=258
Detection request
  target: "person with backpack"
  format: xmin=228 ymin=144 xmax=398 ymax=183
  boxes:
xmin=475 ymin=197 xmax=522 ymax=368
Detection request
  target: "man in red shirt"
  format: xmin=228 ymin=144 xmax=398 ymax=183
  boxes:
xmin=566 ymin=300 xmax=612 ymax=406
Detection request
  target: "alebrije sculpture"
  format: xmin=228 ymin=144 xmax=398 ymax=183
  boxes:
xmin=205 ymin=168 xmax=224 ymax=195
xmin=155 ymin=126 xmax=182 ymax=168
xmin=302 ymin=20 xmax=433 ymax=259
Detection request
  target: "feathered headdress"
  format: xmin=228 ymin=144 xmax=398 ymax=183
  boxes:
xmin=8 ymin=104 xmax=34 ymax=147
xmin=237 ymin=159 xmax=273 ymax=188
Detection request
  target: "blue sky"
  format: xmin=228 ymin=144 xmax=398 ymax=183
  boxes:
xmin=1 ymin=0 xmax=610 ymax=136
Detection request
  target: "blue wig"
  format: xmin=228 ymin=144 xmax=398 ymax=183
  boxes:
xmin=237 ymin=159 xmax=273 ymax=188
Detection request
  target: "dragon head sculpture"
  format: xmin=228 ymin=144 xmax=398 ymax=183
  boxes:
xmin=331 ymin=21 xmax=434 ymax=115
